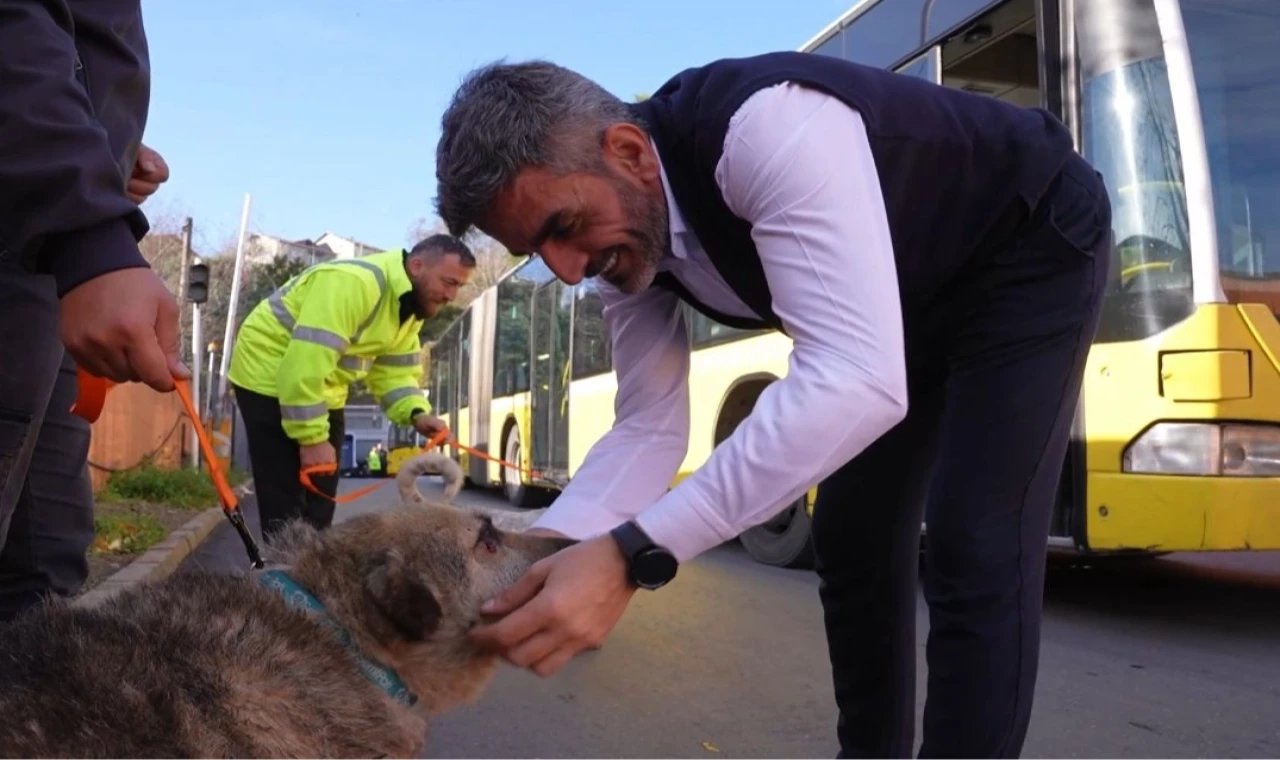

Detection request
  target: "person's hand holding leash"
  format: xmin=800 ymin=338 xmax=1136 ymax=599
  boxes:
xmin=61 ymin=269 xmax=189 ymax=392
xmin=60 ymin=142 xmax=185 ymax=392
xmin=470 ymin=533 xmax=633 ymax=676
xmin=300 ymin=441 xmax=337 ymax=470
xmin=412 ymin=412 xmax=448 ymax=440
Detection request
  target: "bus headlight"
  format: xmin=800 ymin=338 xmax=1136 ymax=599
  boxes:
xmin=1122 ymin=422 xmax=1280 ymax=477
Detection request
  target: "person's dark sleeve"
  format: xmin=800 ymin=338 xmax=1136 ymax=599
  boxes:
xmin=0 ymin=0 xmax=150 ymax=297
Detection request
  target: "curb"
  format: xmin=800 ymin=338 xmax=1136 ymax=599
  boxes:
xmin=74 ymin=480 xmax=255 ymax=609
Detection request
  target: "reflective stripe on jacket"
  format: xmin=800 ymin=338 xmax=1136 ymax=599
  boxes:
xmin=227 ymin=249 xmax=430 ymax=446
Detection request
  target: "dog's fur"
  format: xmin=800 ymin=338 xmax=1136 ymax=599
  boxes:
xmin=0 ymin=475 xmax=573 ymax=758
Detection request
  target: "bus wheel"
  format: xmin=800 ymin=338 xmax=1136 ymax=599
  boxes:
xmin=503 ymin=428 xmax=544 ymax=509
xmin=739 ymin=496 xmax=815 ymax=569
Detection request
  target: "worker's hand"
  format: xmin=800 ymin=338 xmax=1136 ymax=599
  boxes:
xmin=300 ymin=442 xmax=337 ymax=470
xmin=61 ymin=268 xmax=190 ymax=392
xmin=469 ymin=534 xmax=634 ymax=677
xmin=412 ymin=412 xmax=447 ymax=439
xmin=127 ymin=144 xmax=169 ymax=205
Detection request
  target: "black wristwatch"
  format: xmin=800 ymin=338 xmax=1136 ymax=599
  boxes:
xmin=609 ymin=520 xmax=678 ymax=590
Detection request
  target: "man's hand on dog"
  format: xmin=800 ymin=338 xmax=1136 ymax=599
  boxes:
xmin=469 ymin=532 xmax=633 ymax=677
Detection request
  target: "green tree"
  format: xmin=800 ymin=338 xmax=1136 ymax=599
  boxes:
xmin=243 ymin=253 xmax=309 ymax=308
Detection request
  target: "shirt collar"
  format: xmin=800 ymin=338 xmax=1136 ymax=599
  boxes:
xmin=652 ymin=142 xmax=691 ymax=260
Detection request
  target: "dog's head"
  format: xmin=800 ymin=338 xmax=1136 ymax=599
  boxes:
xmin=270 ymin=505 xmax=574 ymax=713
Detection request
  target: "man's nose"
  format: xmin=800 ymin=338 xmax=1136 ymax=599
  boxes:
xmin=539 ymin=244 xmax=589 ymax=285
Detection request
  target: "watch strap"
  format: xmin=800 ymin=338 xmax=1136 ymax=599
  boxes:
xmin=610 ymin=520 xmax=655 ymax=562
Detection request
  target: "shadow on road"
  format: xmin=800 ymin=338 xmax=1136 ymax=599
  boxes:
xmin=1040 ymin=552 xmax=1280 ymax=642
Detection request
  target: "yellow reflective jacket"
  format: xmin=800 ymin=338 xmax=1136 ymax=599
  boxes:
xmin=227 ymin=249 xmax=430 ymax=446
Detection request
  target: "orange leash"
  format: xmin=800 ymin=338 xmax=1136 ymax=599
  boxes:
xmin=72 ymin=368 xmax=265 ymax=568
xmin=172 ymin=379 xmax=265 ymax=568
xmin=72 ymin=366 xmax=546 ymax=548
xmin=69 ymin=368 xmax=113 ymax=423
xmin=298 ymin=426 xmax=551 ymax=502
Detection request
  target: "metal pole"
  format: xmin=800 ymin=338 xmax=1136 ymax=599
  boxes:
xmin=177 ymin=217 xmax=194 ymax=363
xmin=217 ymin=193 xmax=252 ymax=409
xmin=206 ymin=350 xmax=218 ymax=420
xmin=190 ymin=296 xmax=203 ymax=469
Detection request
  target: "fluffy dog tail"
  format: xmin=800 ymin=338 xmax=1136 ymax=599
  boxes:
xmin=395 ymin=450 xmax=465 ymax=504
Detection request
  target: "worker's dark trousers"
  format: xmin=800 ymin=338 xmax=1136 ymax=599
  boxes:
xmin=232 ymin=385 xmax=345 ymax=542
xmin=812 ymin=153 xmax=1113 ymax=759
xmin=0 ymin=258 xmax=96 ymax=622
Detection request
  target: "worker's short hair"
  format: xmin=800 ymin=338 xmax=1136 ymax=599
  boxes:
xmin=409 ymin=233 xmax=476 ymax=267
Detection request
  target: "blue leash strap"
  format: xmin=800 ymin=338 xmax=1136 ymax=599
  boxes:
xmin=258 ymin=569 xmax=417 ymax=706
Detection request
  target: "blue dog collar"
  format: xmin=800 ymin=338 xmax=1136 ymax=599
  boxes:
xmin=258 ymin=568 xmax=418 ymax=706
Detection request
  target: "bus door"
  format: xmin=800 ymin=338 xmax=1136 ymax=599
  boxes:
xmin=529 ymin=278 xmax=571 ymax=485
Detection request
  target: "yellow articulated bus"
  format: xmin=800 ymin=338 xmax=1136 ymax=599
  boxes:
xmin=426 ymin=257 xmax=815 ymax=567
xmin=427 ymin=0 xmax=1280 ymax=568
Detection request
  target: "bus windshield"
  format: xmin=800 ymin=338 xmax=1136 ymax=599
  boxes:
xmin=1076 ymin=0 xmax=1196 ymax=343
xmin=1181 ymin=1 xmax=1280 ymax=315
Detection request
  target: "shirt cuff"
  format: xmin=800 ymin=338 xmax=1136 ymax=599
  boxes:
xmin=633 ymin=485 xmax=736 ymax=564
xmin=39 ymin=216 xmax=149 ymax=297
xmin=529 ymin=496 xmax=616 ymax=542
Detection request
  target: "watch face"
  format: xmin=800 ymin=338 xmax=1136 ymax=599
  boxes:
xmin=634 ymin=548 xmax=678 ymax=589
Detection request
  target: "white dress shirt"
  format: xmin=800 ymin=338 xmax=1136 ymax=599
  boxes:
xmin=531 ymin=82 xmax=909 ymax=563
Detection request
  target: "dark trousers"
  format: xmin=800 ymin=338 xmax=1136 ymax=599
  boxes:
xmin=232 ymin=384 xmax=344 ymax=542
xmin=812 ymin=153 xmax=1112 ymax=759
xmin=0 ymin=259 xmax=96 ymax=622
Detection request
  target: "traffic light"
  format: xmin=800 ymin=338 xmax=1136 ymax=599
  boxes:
xmin=187 ymin=262 xmax=209 ymax=304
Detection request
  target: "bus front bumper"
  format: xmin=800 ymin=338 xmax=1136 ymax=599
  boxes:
xmin=1086 ymin=473 xmax=1280 ymax=552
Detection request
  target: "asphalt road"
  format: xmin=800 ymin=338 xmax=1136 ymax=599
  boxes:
xmin=181 ymin=477 xmax=1280 ymax=759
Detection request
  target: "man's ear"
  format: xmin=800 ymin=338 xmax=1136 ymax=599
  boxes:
xmin=602 ymin=122 xmax=658 ymax=183
xmin=363 ymin=551 xmax=442 ymax=641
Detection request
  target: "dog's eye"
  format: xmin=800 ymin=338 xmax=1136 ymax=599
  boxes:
xmin=476 ymin=520 xmax=501 ymax=554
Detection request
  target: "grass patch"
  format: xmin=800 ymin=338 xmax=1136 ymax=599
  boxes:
xmin=98 ymin=458 xmax=250 ymax=510
xmin=91 ymin=511 xmax=167 ymax=555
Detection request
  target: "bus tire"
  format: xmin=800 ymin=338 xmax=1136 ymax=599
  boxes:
xmin=738 ymin=496 xmax=815 ymax=569
xmin=502 ymin=427 xmax=545 ymax=509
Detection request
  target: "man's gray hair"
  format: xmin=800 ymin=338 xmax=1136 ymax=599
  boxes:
xmin=434 ymin=59 xmax=644 ymax=238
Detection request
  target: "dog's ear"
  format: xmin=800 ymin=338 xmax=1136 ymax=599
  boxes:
xmin=363 ymin=551 xmax=442 ymax=641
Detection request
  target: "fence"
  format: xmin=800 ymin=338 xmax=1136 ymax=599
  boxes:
xmin=87 ymin=383 xmax=191 ymax=493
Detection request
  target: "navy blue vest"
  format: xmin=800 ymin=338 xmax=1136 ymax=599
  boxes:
xmin=632 ymin=51 xmax=1076 ymax=333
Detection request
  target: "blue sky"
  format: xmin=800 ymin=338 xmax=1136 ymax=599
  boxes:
xmin=140 ymin=0 xmax=853 ymax=255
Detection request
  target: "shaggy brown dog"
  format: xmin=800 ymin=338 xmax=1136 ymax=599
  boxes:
xmin=0 ymin=501 xmax=573 ymax=758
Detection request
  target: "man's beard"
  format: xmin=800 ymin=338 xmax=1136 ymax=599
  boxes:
xmin=607 ymin=175 xmax=669 ymax=294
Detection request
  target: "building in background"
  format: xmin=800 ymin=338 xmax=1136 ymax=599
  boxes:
xmin=245 ymin=231 xmax=384 ymax=267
